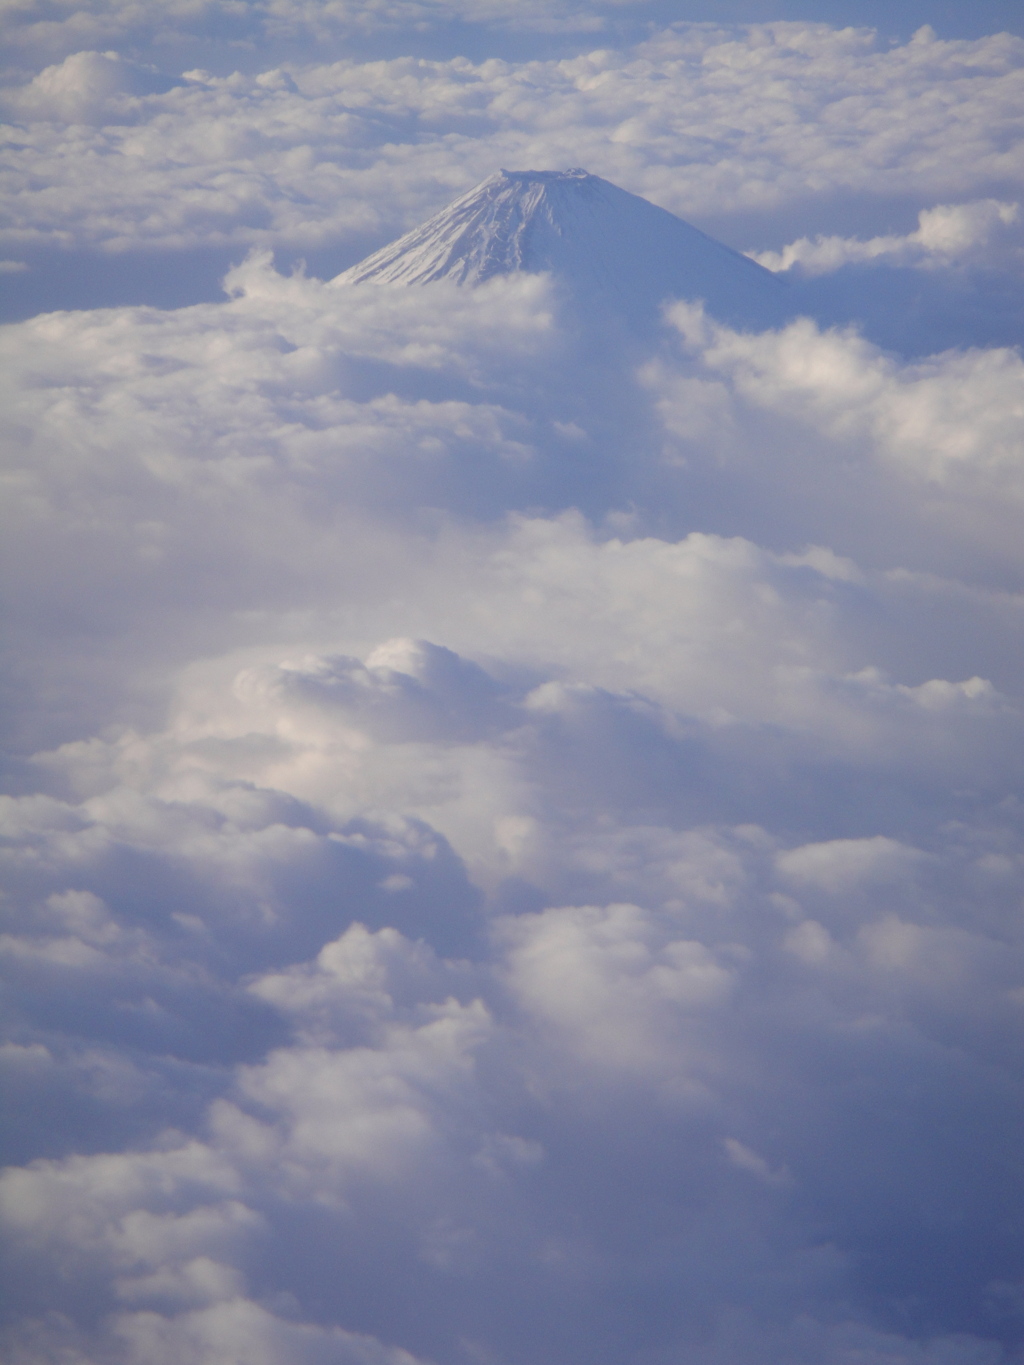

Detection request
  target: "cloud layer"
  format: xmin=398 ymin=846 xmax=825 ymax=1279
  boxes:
xmin=4 ymin=11 xmax=1024 ymax=1365
xmin=3 ymin=25 xmax=1024 ymax=260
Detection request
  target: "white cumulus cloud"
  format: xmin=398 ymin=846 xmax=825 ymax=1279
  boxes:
xmin=4 ymin=13 xmax=1024 ymax=1365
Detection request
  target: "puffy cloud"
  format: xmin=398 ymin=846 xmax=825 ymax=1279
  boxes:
xmin=0 ymin=0 xmax=641 ymax=74
xmin=752 ymin=198 xmax=1021 ymax=274
xmin=500 ymin=900 xmax=734 ymax=1071
xmin=5 ymin=15 xmax=1024 ymax=1365
xmin=2 ymin=25 xmax=1024 ymax=272
xmin=4 ymin=256 xmax=1024 ymax=868
xmin=649 ymin=301 xmax=1024 ymax=578
xmin=109 ymin=1301 xmax=427 ymax=1365
xmin=776 ymin=834 xmax=928 ymax=893
xmin=0 ymin=1131 xmax=429 ymax=1362
xmin=5 ymin=50 xmax=183 ymax=123
xmin=5 ymin=791 xmax=1024 ymax=1360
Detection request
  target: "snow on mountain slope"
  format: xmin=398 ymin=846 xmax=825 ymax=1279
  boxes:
xmin=333 ymin=168 xmax=789 ymax=329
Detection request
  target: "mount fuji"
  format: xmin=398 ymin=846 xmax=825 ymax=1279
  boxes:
xmin=333 ymin=168 xmax=790 ymax=329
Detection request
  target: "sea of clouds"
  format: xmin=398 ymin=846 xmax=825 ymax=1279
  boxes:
xmin=3 ymin=4 xmax=1024 ymax=1364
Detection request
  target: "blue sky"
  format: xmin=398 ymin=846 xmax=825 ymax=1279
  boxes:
xmin=2 ymin=5 xmax=1024 ymax=1365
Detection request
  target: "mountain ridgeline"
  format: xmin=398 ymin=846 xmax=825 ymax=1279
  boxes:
xmin=333 ymin=168 xmax=790 ymax=331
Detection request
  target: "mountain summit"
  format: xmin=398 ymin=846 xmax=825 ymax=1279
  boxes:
xmin=333 ymin=168 xmax=787 ymax=328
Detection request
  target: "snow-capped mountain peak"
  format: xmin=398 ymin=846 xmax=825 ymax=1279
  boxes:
xmin=333 ymin=168 xmax=787 ymax=327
